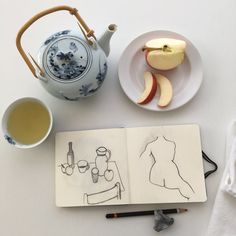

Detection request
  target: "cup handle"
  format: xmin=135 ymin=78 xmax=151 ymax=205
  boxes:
xmin=86 ymin=163 xmax=90 ymax=170
xmin=106 ymin=149 xmax=111 ymax=160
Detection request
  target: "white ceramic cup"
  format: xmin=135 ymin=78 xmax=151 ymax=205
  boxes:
xmin=2 ymin=97 xmax=53 ymax=148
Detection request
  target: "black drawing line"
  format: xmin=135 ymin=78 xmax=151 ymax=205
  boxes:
xmin=84 ymin=182 xmax=121 ymax=205
xmin=84 ymin=161 xmax=125 ymax=205
xmin=104 ymin=171 xmax=113 ymax=182
xmin=59 ymin=145 xmax=122 ymax=185
xmin=163 ymin=136 xmax=194 ymax=193
xmin=59 ymin=141 xmax=76 ymax=176
xmin=140 ymin=135 xmax=194 ymax=200
xmin=59 ymin=163 xmax=75 ymax=176
xmin=95 ymin=146 xmax=112 ymax=179
xmin=58 ymin=143 xmax=124 ymax=204
xmin=139 ymin=136 xmax=159 ymax=158
xmin=111 ymin=161 xmax=125 ymax=192
xmin=77 ymin=160 xmax=90 ymax=173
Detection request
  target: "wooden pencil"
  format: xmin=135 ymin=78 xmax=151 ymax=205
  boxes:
xmin=106 ymin=208 xmax=187 ymax=219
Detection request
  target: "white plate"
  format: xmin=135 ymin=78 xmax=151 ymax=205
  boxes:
xmin=118 ymin=30 xmax=203 ymax=111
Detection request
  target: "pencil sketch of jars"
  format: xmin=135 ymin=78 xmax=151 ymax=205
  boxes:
xmin=95 ymin=146 xmax=111 ymax=176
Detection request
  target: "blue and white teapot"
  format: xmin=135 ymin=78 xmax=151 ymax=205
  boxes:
xmin=16 ymin=5 xmax=117 ymax=100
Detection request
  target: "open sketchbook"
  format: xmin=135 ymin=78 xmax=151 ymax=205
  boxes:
xmin=55 ymin=124 xmax=207 ymax=207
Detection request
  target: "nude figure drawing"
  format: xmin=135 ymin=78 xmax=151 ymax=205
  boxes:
xmin=140 ymin=136 xmax=194 ymax=200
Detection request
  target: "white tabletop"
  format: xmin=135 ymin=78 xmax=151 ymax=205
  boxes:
xmin=1 ymin=0 xmax=235 ymax=235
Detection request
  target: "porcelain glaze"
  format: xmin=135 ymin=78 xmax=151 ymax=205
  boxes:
xmin=37 ymin=26 xmax=116 ymax=101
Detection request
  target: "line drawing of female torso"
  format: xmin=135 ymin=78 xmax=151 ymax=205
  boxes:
xmin=140 ymin=136 xmax=194 ymax=200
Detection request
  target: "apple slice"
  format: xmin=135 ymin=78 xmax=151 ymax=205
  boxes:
xmin=154 ymin=74 xmax=173 ymax=107
xmin=143 ymin=38 xmax=186 ymax=70
xmin=137 ymin=71 xmax=157 ymax=105
xmin=145 ymin=38 xmax=186 ymax=51
xmin=146 ymin=48 xmax=185 ymax=70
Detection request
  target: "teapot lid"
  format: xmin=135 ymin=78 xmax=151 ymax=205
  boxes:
xmin=43 ymin=35 xmax=92 ymax=82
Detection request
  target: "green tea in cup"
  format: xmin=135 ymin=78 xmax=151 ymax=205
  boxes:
xmin=2 ymin=97 xmax=53 ymax=148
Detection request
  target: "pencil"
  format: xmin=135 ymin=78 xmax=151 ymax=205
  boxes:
xmin=106 ymin=208 xmax=187 ymax=219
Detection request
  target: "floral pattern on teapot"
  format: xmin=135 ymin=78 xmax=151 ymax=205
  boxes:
xmin=44 ymin=30 xmax=70 ymax=45
xmin=79 ymin=61 xmax=107 ymax=96
xmin=60 ymin=59 xmax=107 ymax=100
xmin=45 ymin=38 xmax=90 ymax=81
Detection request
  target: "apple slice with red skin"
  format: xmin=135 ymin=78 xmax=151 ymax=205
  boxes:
xmin=154 ymin=74 xmax=173 ymax=107
xmin=143 ymin=38 xmax=186 ymax=70
xmin=137 ymin=71 xmax=157 ymax=105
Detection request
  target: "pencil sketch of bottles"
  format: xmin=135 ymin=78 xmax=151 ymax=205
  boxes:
xmin=61 ymin=142 xmax=75 ymax=176
xmin=67 ymin=142 xmax=74 ymax=166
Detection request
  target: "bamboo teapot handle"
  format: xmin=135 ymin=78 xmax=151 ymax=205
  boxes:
xmin=16 ymin=5 xmax=96 ymax=78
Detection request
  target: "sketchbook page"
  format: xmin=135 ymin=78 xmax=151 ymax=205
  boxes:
xmin=55 ymin=128 xmax=129 ymax=207
xmin=126 ymin=124 xmax=207 ymax=204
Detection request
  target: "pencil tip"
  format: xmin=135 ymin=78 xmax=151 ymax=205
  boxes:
xmin=179 ymin=208 xmax=188 ymax=213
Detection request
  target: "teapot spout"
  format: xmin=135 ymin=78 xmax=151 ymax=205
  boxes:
xmin=98 ymin=24 xmax=117 ymax=57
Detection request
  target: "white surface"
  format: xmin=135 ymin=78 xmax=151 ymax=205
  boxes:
xmin=0 ymin=0 xmax=235 ymax=235
xmin=206 ymin=121 xmax=236 ymax=236
xmin=118 ymin=30 xmax=203 ymax=111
